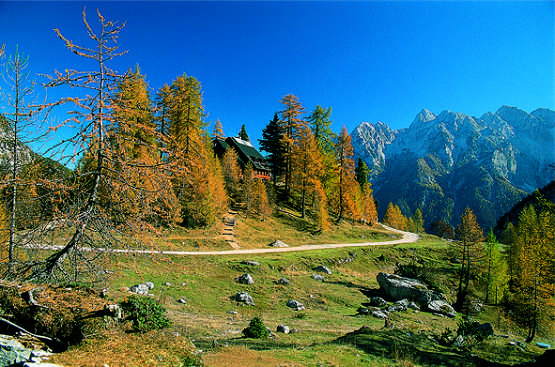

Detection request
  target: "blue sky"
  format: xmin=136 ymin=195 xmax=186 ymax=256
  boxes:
xmin=1 ymin=1 xmax=553 ymax=147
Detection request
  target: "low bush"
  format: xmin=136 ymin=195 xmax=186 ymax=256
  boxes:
xmin=242 ymin=316 xmax=269 ymax=339
xmin=121 ymin=295 xmax=171 ymax=333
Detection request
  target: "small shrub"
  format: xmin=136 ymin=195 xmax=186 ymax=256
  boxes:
xmin=121 ymin=295 xmax=171 ymax=333
xmin=242 ymin=316 xmax=269 ymax=339
xmin=180 ymin=353 xmax=203 ymax=367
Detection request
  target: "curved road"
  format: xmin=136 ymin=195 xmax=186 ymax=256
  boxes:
xmin=28 ymin=224 xmax=418 ymax=256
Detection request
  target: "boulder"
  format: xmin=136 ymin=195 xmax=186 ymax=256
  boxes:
xmin=276 ymin=324 xmax=290 ymax=334
xmin=286 ymin=299 xmax=305 ymax=311
xmin=235 ymin=291 xmax=254 ymax=306
xmin=312 ymin=274 xmax=325 ymax=282
xmin=314 ymin=265 xmax=332 ymax=275
xmin=426 ymin=300 xmax=456 ymax=318
xmin=377 ymin=272 xmax=446 ymax=306
xmin=177 ymin=298 xmax=187 ymax=304
xmin=408 ymin=302 xmax=420 ymax=311
xmin=237 ymin=273 xmax=254 ymax=285
xmin=0 ymin=335 xmax=31 ymax=366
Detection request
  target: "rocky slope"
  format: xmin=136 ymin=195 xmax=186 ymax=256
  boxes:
xmin=352 ymin=106 xmax=555 ymax=229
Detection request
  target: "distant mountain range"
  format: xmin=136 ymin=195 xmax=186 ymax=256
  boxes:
xmin=351 ymin=105 xmax=555 ymax=229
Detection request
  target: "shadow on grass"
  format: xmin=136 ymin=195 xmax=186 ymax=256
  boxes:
xmin=333 ymin=326 xmax=474 ymax=366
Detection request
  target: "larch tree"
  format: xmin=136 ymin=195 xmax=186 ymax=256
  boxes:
xmin=0 ymin=46 xmax=38 ymax=276
xmin=259 ymin=113 xmax=284 ymax=189
xmin=509 ymin=203 xmax=555 ymax=342
xmin=335 ymin=127 xmax=357 ymax=223
xmin=291 ymin=124 xmax=324 ymax=219
xmin=307 ymin=105 xmax=336 ymax=197
xmin=25 ymin=8 xmax=130 ymax=283
xmin=413 ymin=208 xmax=424 ymax=233
xmin=108 ymin=66 xmax=179 ymax=227
xmin=221 ymin=147 xmax=241 ymax=201
xmin=454 ymin=207 xmax=484 ymax=312
xmin=483 ymin=228 xmax=508 ymax=305
xmin=279 ymin=94 xmax=305 ymax=200
xmin=383 ymin=202 xmax=407 ymax=230
xmin=212 ymin=118 xmax=224 ymax=139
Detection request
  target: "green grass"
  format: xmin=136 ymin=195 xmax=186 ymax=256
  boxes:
xmin=45 ymin=213 xmax=550 ymax=366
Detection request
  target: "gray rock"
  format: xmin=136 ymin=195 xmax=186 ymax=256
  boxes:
xmin=129 ymin=283 xmax=150 ymax=295
xmin=286 ymin=299 xmax=305 ymax=311
xmin=276 ymin=324 xmax=290 ymax=334
xmin=314 ymin=265 xmax=332 ymax=275
xmin=105 ymin=304 xmax=123 ymax=319
xmin=312 ymin=274 xmax=325 ymax=282
xmin=387 ymin=303 xmax=407 ymax=313
xmin=536 ymin=342 xmax=551 ymax=349
xmin=235 ymin=291 xmax=254 ymax=306
xmin=357 ymin=307 xmax=370 ymax=315
xmin=453 ymin=335 xmax=465 ymax=348
xmin=371 ymin=310 xmax=389 ymax=319
xmin=426 ymin=300 xmax=456 ymax=318
xmin=277 ymin=277 xmax=290 ymax=285
xmin=0 ymin=335 xmax=31 ymax=366
xmin=377 ymin=272 xmax=447 ymax=306
xmin=177 ymin=298 xmax=187 ymax=304
xmin=408 ymin=302 xmax=420 ymax=311
xmin=144 ymin=281 xmax=155 ymax=290
xmin=370 ymin=296 xmax=388 ymax=307
xmin=164 ymin=282 xmax=172 ymax=287
xmin=269 ymin=240 xmax=288 ymax=248
xmin=237 ymin=273 xmax=254 ymax=285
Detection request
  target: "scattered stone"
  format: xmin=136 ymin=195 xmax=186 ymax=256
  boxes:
xmin=277 ymin=277 xmax=290 ymax=285
xmin=536 ymin=342 xmax=551 ymax=349
xmin=237 ymin=273 xmax=254 ymax=285
xmin=0 ymin=335 xmax=64 ymax=367
xmin=387 ymin=303 xmax=407 ymax=313
xmin=312 ymin=274 xmax=325 ymax=282
xmin=290 ymin=328 xmax=299 ymax=334
xmin=181 ymin=282 xmax=187 ymax=286
xmin=177 ymin=298 xmax=187 ymax=304
xmin=265 ymin=327 xmax=274 ymax=337
xmin=470 ymin=299 xmax=483 ymax=313
xmin=357 ymin=307 xmax=369 ymax=315
xmin=276 ymin=324 xmax=290 ymax=334
xmin=235 ymin=291 xmax=254 ymax=306
xmin=370 ymin=296 xmax=388 ymax=307
xmin=242 ymin=260 xmax=260 ymax=266
xmin=426 ymin=300 xmax=456 ymax=318
xmin=129 ymin=282 xmax=155 ymax=295
xmin=371 ymin=310 xmax=389 ymax=319
xmin=164 ymin=282 xmax=172 ymax=287
xmin=227 ymin=311 xmax=238 ymax=315
xmin=314 ymin=265 xmax=332 ymax=275
xmin=105 ymin=304 xmax=123 ymax=319
xmin=286 ymin=299 xmax=305 ymax=311
xmin=453 ymin=335 xmax=465 ymax=348
xmin=269 ymin=240 xmax=288 ymax=248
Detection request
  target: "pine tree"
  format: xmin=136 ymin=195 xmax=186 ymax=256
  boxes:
xmin=259 ymin=113 xmax=284 ymax=188
xmin=355 ymin=158 xmax=370 ymax=188
xmin=454 ymin=207 xmax=484 ymax=311
xmin=238 ymin=124 xmax=250 ymax=141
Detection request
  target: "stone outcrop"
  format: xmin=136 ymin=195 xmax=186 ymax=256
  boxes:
xmin=376 ymin=272 xmax=455 ymax=318
xmin=236 ymin=273 xmax=254 ymax=285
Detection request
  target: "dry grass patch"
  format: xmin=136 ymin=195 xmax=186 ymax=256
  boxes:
xmin=50 ymin=329 xmax=197 ymax=367
xmin=202 ymin=345 xmax=296 ymax=367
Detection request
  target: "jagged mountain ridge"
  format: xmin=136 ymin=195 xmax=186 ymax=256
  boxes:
xmin=352 ymin=105 xmax=555 ymax=229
